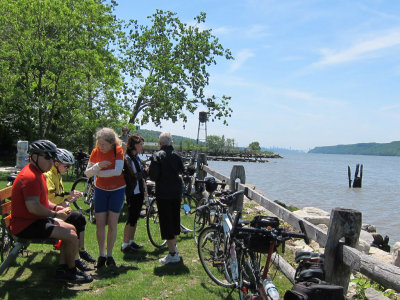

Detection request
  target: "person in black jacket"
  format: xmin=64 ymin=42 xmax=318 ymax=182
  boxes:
xmin=121 ymin=134 xmax=147 ymax=253
xmin=149 ymin=132 xmax=184 ymax=264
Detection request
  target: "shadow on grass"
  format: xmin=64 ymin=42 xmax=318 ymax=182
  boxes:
xmin=200 ymin=282 xmax=237 ymax=300
xmin=122 ymin=249 xmax=156 ymax=262
xmin=0 ymin=252 xmax=87 ymax=299
xmin=153 ymin=258 xmax=190 ymax=276
xmin=94 ymin=264 xmax=139 ymax=279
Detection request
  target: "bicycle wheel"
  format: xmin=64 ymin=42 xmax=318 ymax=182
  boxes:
xmin=193 ymin=198 xmax=208 ymax=244
xmin=71 ymin=177 xmax=96 ymax=223
xmin=180 ymin=194 xmax=198 ymax=233
xmin=146 ymin=198 xmax=166 ymax=248
xmin=197 ymin=226 xmax=235 ymax=288
xmin=238 ymin=249 xmax=258 ymax=299
xmin=0 ymin=227 xmax=14 ymax=262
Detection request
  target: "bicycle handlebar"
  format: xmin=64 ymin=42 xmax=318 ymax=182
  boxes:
xmin=230 ymin=211 xmax=307 ymax=243
xmin=194 ymin=190 xmax=245 ymax=212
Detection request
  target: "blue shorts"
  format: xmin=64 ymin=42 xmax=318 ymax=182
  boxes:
xmin=94 ymin=186 xmax=125 ymax=213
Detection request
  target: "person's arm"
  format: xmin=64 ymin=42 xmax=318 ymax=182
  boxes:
xmin=148 ymin=154 xmax=160 ymax=181
xmin=85 ymin=161 xmax=101 ymax=178
xmin=25 ymin=197 xmax=71 ymax=220
xmin=96 ymin=159 xmax=124 ymax=177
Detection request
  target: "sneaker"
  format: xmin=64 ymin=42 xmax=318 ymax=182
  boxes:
xmin=55 ymin=267 xmax=91 ymax=283
xmin=96 ymin=256 xmax=107 ymax=269
xmin=106 ymin=256 xmax=116 ymax=267
xmin=129 ymin=241 xmax=143 ymax=249
xmin=79 ymin=250 xmax=96 ymax=263
xmin=159 ymin=253 xmax=181 ymax=265
xmin=75 ymin=269 xmax=94 ymax=283
xmin=75 ymin=258 xmax=94 ymax=271
xmin=121 ymin=245 xmax=136 ymax=254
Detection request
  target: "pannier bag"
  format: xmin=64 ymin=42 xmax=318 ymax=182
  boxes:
xmin=284 ymin=281 xmax=346 ymax=300
xmin=245 ymin=216 xmax=280 ymax=253
xmin=294 ymin=251 xmax=325 ymax=282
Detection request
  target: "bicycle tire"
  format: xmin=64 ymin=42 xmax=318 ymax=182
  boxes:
xmin=0 ymin=227 xmax=14 ymax=262
xmin=180 ymin=194 xmax=198 ymax=234
xmin=238 ymin=249 xmax=259 ymax=299
xmin=193 ymin=198 xmax=208 ymax=245
xmin=146 ymin=198 xmax=166 ymax=248
xmin=197 ymin=226 xmax=235 ymax=288
xmin=71 ymin=177 xmax=96 ymax=224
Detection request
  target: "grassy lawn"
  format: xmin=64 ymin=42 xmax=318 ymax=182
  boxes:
xmin=0 ymin=171 xmax=293 ymax=300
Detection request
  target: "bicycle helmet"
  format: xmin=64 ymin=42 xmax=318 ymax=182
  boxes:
xmin=56 ymin=148 xmax=75 ymax=165
xmin=204 ymin=176 xmax=218 ymax=193
xmin=28 ymin=140 xmax=58 ymax=158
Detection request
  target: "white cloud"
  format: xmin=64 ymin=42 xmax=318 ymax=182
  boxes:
xmin=245 ymin=24 xmax=270 ymax=39
xmin=311 ymin=28 xmax=400 ymax=67
xmin=229 ymin=49 xmax=255 ymax=72
xmin=380 ymin=104 xmax=400 ymax=112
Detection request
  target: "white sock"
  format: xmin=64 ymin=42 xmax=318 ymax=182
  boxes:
xmin=122 ymin=242 xmax=129 ymax=249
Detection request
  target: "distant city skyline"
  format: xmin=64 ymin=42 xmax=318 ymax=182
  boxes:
xmin=115 ymin=0 xmax=400 ymax=150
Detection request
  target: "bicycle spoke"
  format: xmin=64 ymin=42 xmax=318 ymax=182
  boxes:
xmin=146 ymin=199 xmax=166 ymax=248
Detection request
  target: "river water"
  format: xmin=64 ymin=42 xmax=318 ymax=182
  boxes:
xmin=207 ymin=152 xmax=400 ymax=245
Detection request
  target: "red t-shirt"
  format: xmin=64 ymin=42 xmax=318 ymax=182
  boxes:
xmin=10 ymin=164 xmax=50 ymax=235
xmin=89 ymin=145 xmax=125 ymax=190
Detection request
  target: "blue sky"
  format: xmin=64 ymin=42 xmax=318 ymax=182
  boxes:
xmin=114 ymin=0 xmax=400 ymax=151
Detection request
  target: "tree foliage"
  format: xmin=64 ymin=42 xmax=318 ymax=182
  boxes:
xmin=0 ymin=0 xmax=124 ymax=152
xmin=0 ymin=2 xmax=233 ymax=154
xmin=248 ymin=141 xmax=261 ymax=152
xmin=118 ymin=10 xmax=234 ymax=127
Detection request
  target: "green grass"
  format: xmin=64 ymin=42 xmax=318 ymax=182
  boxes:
xmin=0 ymin=171 xmax=293 ymax=300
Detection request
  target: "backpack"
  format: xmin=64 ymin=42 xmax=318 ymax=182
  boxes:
xmin=284 ymin=281 xmax=346 ymax=300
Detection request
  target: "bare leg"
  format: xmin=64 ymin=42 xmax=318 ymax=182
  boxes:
xmin=123 ymin=224 xmax=137 ymax=244
xmin=167 ymin=236 xmax=177 ymax=253
xmin=50 ymin=221 xmax=78 ymax=269
xmin=106 ymin=211 xmax=120 ymax=256
xmin=96 ymin=212 xmax=107 ymax=256
xmin=79 ymin=231 xmax=85 ymax=249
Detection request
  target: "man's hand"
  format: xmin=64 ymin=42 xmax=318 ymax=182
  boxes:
xmin=98 ymin=161 xmax=112 ymax=169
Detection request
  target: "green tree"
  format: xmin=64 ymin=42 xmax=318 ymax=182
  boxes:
xmin=118 ymin=10 xmax=234 ymax=127
xmin=206 ymin=135 xmax=225 ymax=153
xmin=0 ymin=0 xmax=123 ymax=151
xmin=248 ymin=141 xmax=261 ymax=152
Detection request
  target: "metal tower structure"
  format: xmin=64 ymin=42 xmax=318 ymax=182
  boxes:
xmin=196 ymin=111 xmax=208 ymax=144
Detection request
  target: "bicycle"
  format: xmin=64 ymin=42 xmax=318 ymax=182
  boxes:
xmin=72 ymin=151 xmax=89 ymax=179
xmin=70 ymin=176 xmax=96 ymax=224
xmin=193 ymin=177 xmax=228 ymax=244
xmin=230 ymin=212 xmax=308 ymax=300
xmin=197 ymin=189 xmax=245 ymax=287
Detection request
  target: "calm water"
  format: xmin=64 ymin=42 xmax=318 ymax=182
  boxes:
xmin=207 ymin=152 xmax=400 ymax=245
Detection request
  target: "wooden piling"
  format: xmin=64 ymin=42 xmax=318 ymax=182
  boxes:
xmin=324 ymin=208 xmax=362 ymax=293
xmin=229 ymin=165 xmax=246 ymax=213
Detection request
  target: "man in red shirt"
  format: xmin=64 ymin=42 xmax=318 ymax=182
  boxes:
xmin=11 ymin=140 xmax=92 ymax=283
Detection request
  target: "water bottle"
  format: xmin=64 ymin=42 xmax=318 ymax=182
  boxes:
xmin=262 ymin=278 xmax=280 ymax=300
xmin=229 ymin=242 xmax=238 ymax=282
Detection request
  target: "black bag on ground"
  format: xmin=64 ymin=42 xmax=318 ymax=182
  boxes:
xmin=284 ymin=281 xmax=346 ymax=300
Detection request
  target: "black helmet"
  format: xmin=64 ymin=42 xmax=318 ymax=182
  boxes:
xmin=205 ymin=176 xmax=218 ymax=193
xmin=29 ymin=140 xmax=58 ymax=158
xmin=56 ymin=148 xmax=75 ymax=165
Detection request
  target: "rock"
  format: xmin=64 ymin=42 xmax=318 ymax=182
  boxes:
xmin=293 ymin=207 xmax=330 ymax=226
xmin=369 ymin=247 xmax=393 ymax=264
xmin=346 ymin=281 xmax=358 ymax=299
xmin=392 ymin=242 xmax=400 ymax=267
xmin=360 ymin=230 xmax=374 ymax=245
xmin=356 ymin=238 xmax=371 ymax=254
xmin=365 ymin=287 xmax=390 ymax=300
xmin=317 ymin=224 xmax=329 ymax=232
xmin=362 ymin=224 xmax=377 ymax=233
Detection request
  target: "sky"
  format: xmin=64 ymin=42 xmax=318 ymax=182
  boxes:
xmin=113 ymin=0 xmax=400 ymax=151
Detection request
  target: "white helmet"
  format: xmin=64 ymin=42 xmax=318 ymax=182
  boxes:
xmin=56 ymin=148 xmax=75 ymax=165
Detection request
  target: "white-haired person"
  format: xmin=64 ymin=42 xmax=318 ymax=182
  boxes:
xmin=149 ymin=132 xmax=185 ymax=264
xmin=44 ymin=148 xmax=96 ymax=272
xmin=85 ymin=128 xmax=126 ymax=268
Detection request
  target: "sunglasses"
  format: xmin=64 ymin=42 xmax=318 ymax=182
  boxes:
xmin=40 ymin=154 xmax=54 ymax=160
xmin=63 ymin=165 xmax=70 ymax=170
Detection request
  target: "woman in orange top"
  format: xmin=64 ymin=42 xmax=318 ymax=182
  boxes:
xmin=85 ymin=127 xmax=126 ymax=268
